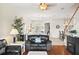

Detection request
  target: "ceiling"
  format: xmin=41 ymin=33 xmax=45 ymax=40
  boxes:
xmin=0 ymin=3 xmax=79 ymax=19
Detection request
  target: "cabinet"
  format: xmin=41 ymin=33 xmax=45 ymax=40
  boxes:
xmin=67 ymin=36 xmax=79 ymax=55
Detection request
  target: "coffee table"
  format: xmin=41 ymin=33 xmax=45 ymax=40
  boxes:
xmin=28 ymin=51 xmax=47 ymax=55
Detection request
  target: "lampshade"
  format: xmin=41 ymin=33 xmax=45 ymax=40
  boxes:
xmin=10 ymin=29 xmax=19 ymax=35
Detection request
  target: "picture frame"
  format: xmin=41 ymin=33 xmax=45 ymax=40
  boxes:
xmin=56 ymin=25 xmax=60 ymax=29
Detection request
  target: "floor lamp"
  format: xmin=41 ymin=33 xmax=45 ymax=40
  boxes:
xmin=10 ymin=28 xmax=19 ymax=43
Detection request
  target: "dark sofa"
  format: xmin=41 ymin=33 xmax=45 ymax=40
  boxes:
xmin=25 ymin=35 xmax=52 ymax=51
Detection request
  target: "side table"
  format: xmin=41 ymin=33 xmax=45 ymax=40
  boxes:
xmin=7 ymin=41 xmax=25 ymax=55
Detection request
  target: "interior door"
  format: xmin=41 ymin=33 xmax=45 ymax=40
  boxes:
xmin=45 ymin=23 xmax=50 ymax=35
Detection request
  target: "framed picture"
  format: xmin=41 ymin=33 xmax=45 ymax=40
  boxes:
xmin=56 ymin=25 xmax=60 ymax=29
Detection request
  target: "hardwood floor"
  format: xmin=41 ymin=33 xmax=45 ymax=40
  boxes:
xmin=47 ymin=45 xmax=71 ymax=55
xmin=23 ymin=45 xmax=71 ymax=55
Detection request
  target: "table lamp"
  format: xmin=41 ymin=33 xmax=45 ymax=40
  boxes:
xmin=10 ymin=28 xmax=19 ymax=43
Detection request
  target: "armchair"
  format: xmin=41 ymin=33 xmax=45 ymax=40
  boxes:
xmin=0 ymin=39 xmax=7 ymax=54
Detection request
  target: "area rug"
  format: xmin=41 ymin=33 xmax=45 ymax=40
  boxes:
xmin=28 ymin=51 xmax=47 ymax=55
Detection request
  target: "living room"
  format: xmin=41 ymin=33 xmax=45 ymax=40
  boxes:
xmin=0 ymin=2 xmax=79 ymax=55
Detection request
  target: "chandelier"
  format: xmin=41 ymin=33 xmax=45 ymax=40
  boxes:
xmin=39 ymin=3 xmax=48 ymax=10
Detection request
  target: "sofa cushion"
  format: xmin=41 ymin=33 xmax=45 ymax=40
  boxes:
xmin=28 ymin=35 xmax=49 ymax=43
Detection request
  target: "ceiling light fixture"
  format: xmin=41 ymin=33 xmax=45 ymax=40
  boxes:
xmin=40 ymin=3 xmax=48 ymax=10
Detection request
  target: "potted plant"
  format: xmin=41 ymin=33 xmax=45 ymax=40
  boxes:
xmin=12 ymin=16 xmax=24 ymax=41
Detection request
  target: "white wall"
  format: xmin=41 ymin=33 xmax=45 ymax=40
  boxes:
xmin=0 ymin=3 xmax=79 ymax=39
xmin=74 ymin=9 xmax=79 ymax=29
xmin=50 ymin=18 xmax=65 ymax=38
xmin=0 ymin=4 xmax=16 ymax=38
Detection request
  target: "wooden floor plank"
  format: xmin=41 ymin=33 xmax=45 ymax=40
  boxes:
xmin=47 ymin=45 xmax=71 ymax=55
xmin=23 ymin=45 xmax=71 ymax=55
